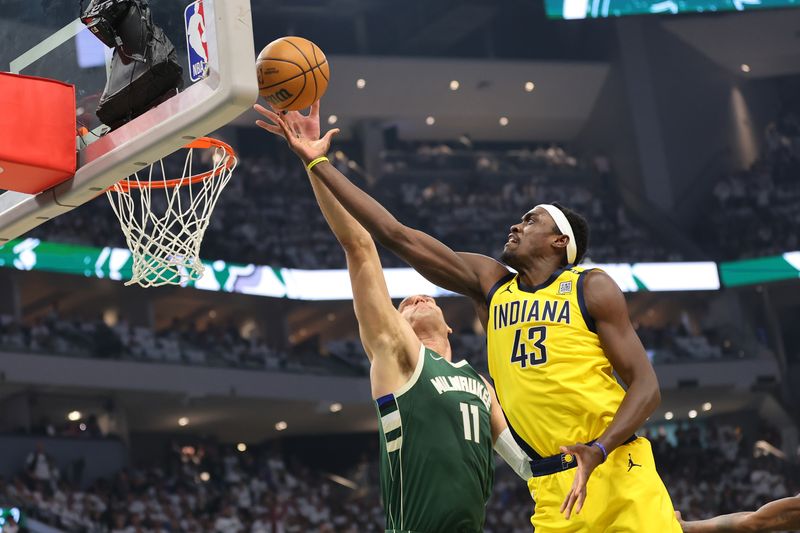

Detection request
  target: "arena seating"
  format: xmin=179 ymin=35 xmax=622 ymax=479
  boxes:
xmin=4 ymin=424 xmax=794 ymax=532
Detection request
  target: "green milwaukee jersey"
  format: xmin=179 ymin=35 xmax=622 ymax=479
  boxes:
xmin=375 ymin=345 xmax=494 ymax=533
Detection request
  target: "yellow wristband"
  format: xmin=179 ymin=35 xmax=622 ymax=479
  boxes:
xmin=306 ymin=156 xmax=329 ymax=172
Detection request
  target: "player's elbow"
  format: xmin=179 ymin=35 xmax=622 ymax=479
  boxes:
xmin=339 ymin=233 xmax=376 ymax=255
xmin=632 ymin=367 xmax=661 ymax=415
xmin=738 ymin=512 xmax=763 ymax=532
xmin=374 ymin=222 xmax=414 ymax=251
xmin=650 ymin=383 xmax=661 ymax=412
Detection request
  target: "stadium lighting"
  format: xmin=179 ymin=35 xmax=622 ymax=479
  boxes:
xmin=740 ymin=64 xmax=751 ymax=73
xmin=67 ymin=410 xmax=82 ymax=421
xmin=702 ymin=402 xmax=712 ymax=412
xmin=524 ymin=81 xmax=535 ymax=92
xmin=328 ymin=115 xmax=338 ymax=125
xmin=664 ymin=411 xmax=673 ymax=420
xmin=688 ymin=410 xmax=698 ymax=419
xmin=178 ymin=417 xmax=189 ymax=427
xmin=275 ymin=421 xmax=288 ymax=431
xmin=449 ymin=80 xmax=460 ymax=91
xmin=237 ymin=442 xmax=247 ymax=452
xmin=79 ymin=423 xmax=87 ymax=431
xmin=200 ymin=472 xmax=210 ymax=482
xmin=425 ymin=116 xmax=435 ymax=126
xmin=330 ymin=402 xmax=343 ymax=413
xmin=499 ymin=117 xmax=509 ymax=126
xmin=356 ymin=78 xmax=366 ymax=89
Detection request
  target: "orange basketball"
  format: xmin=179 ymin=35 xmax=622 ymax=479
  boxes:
xmin=256 ymin=36 xmax=330 ymax=112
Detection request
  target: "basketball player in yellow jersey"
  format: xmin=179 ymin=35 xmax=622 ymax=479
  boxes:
xmin=254 ymin=99 xmax=681 ymax=532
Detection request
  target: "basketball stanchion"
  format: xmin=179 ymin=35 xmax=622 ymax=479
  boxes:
xmin=106 ymin=137 xmax=237 ymax=287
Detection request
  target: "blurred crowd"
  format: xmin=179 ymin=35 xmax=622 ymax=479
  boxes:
xmin=3 ymin=422 xmax=796 ymax=533
xmin=29 ymin=141 xmax=681 ymax=269
xmin=654 ymin=423 xmax=799 ymax=522
xmin=707 ymin=107 xmax=800 ymax=259
xmin=0 ymin=307 xmax=756 ymax=386
xmin=0 ymin=310 xmax=359 ymax=377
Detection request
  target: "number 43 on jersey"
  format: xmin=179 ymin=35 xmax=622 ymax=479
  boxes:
xmin=510 ymin=326 xmax=548 ymax=368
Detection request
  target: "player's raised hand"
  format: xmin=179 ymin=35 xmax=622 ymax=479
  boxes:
xmin=254 ymin=101 xmax=339 ymax=164
xmin=558 ymin=443 xmax=604 ymax=519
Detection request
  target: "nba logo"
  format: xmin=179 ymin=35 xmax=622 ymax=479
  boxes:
xmin=184 ymin=0 xmax=209 ymax=82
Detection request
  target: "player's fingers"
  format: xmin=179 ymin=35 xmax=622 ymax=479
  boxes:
xmin=560 ymin=444 xmax=580 ymax=456
xmin=255 ymin=120 xmax=285 ymax=138
xmin=560 ymin=477 xmax=578 ymax=517
xmin=254 ymin=105 xmax=285 ymax=127
xmin=563 ymin=492 xmax=576 ymax=519
xmin=310 ymin=100 xmax=320 ymax=119
xmin=273 ymin=115 xmax=294 ymax=140
xmin=321 ymin=128 xmax=340 ymax=144
xmin=575 ymin=487 xmax=586 ymax=515
xmin=253 ymin=104 xmax=275 ymax=119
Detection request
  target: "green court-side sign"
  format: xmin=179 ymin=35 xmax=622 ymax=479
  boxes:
xmin=12 ymin=238 xmax=800 ymax=297
xmin=719 ymin=252 xmax=800 ymax=287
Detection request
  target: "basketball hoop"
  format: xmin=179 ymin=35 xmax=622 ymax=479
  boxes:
xmin=106 ymin=137 xmax=237 ymax=287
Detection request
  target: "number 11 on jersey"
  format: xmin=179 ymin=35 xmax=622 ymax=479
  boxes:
xmin=459 ymin=402 xmax=480 ymax=443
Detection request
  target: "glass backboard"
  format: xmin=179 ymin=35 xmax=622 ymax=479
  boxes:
xmin=0 ymin=0 xmax=257 ymax=243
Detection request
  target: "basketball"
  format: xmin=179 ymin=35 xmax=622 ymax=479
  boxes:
xmin=256 ymin=36 xmax=330 ymax=112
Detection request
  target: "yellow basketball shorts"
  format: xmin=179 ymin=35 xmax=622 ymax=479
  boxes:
xmin=526 ymin=437 xmax=682 ymax=533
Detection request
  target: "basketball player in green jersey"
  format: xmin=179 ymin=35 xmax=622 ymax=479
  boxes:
xmin=677 ymin=495 xmax=800 ymax=532
xmin=255 ymin=101 xmax=680 ymax=531
xmin=255 ymin=102 xmax=533 ymax=533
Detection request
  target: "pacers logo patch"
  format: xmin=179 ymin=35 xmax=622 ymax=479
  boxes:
xmin=558 ymin=281 xmax=573 ymax=295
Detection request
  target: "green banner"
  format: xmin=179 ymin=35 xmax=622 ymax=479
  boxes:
xmin=0 ymin=238 xmax=282 ymax=294
xmin=719 ymin=252 xmax=800 ymax=287
xmin=12 ymin=237 xmax=790 ymax=296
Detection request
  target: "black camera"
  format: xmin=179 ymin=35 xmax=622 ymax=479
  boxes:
xmin=80 ymin=0 xmax=134 ymax=49
xmin=79 ymin=0 xmax=183 ymax=129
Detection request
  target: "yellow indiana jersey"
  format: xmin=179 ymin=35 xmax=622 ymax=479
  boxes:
xmin=486 ymin=265 xmax=625 ymax=458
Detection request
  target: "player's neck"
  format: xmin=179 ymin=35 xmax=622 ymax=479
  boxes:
xmin=417 ymin=333 xmax=452 ymax=361
xmin=517 ymin=256 xmax=565 ymax=288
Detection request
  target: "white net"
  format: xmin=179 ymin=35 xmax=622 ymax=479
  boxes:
xmin=106 ymin=138 xmax=237 ymax=288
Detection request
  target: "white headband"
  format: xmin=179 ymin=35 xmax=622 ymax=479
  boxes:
xmin=529 ymin=204 xmax=577 ymax=264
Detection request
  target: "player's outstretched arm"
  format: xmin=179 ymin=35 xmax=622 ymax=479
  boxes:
xmin=255 ymin=103 xmax=420 ymax=390
xmin=559 ymin=269 xmax=660 ymax=519
xmin=253 ymin=103 xmax=509 ymax=314
xmin=307 ymin=160 xmax=510 ymax=307
xmin=678 ymin=496 xmax=800 ymax=532
xmin=307 ymin=169 xmax=419 ymax=373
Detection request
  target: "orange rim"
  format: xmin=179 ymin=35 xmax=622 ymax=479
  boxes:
xmin=112 ymin=137 xmax=236 ymax=192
